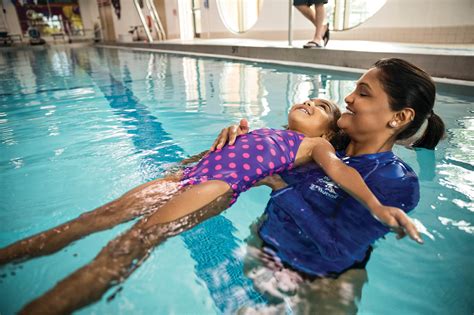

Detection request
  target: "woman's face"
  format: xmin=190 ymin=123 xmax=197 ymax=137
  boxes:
xmin=287 ymin=98 xmax=338 ymax=138
xmin=338 ymin=68 xmax=394 ymax=141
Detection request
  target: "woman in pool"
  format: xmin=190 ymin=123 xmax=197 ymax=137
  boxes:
xmin=0 ymin=99 xmax=416 ymax=266
xmin=6 ymin=58 xmax=443 ymax=314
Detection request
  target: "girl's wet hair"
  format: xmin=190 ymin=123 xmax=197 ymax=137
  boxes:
xmin=318 ymin=99 xmax=350 ymax=150
xmin=320 ymin=99 xmax=341 ymax=135
xmin=330 ymin=131 xmax=351 ymax=151
xmin=373 ymin=58 xmax=445 ymax=149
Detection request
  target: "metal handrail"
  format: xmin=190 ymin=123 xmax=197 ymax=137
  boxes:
xmin=288 ymin=0 xmax=293 ymax=46
xmin=148 ymin=0 xmax=166 ymax=40
xmin=133 ymin=0 xmax=153 ymax=42
xmin=144 ymin=0 xmax=162 ymax=40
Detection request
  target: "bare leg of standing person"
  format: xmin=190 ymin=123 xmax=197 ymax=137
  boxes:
xmin=19 ymin=181 xmax=233 ymax=315
xmin=313 ymin=4 xmax=326 ymax=45
xmin=295 ymin=3 xmax=327 ymax=47
xmin=0 ymin=174 xmax=183 ymax=265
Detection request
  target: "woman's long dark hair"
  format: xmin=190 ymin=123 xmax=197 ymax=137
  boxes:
xmin=373 ymin=58 xmax=445 ymax=149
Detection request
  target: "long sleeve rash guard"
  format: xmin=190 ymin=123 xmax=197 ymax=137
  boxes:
xmin=258 ymin=150 xmax=420 ymax=277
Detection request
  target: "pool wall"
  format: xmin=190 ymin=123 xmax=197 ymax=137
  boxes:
xmin=98 ymin=42 xmax=474 ymax=82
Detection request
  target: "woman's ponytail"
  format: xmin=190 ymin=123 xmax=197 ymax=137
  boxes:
xmin=412 ymin=112 xmax=446 ymax=149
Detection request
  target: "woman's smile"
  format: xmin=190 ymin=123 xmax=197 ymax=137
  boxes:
xmin=337 ymin=68 xmax=395 ymax=139
xmin=342 ymin=106 xmax=355 ymax=115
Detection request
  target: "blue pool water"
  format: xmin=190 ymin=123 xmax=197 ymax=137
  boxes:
xmin=0 ymin=46 xmax=472 ymax=314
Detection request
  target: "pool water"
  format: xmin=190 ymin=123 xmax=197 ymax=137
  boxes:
xmin=0 ymin=46 xmax=472 ymax=314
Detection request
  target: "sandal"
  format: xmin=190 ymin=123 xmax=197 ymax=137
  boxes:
xmin=323 ymin=22 xmax=330 ymax=47
xmin=303 ymin=41 xmax=323 ymax=49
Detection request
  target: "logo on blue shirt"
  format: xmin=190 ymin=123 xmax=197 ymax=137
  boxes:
xmin=309 ymin=176 xmax=339 ymax=199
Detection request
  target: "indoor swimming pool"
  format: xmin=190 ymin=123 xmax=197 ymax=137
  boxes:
xmin=0 ymin=46 xmax=472 ymax=314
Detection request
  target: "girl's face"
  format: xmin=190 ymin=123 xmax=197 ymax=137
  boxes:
xmin=338 ymin=68 xmax=394 ymax=141
xmin=287 ymin=98 xmax=338 ymax=138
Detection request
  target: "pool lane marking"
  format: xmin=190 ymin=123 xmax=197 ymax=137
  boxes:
xmin=70 ymin=48 xmax=265 ymax=311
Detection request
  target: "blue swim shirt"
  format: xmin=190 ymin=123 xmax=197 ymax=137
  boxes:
xmin=258 ymin=150 xmax=420 ymax=277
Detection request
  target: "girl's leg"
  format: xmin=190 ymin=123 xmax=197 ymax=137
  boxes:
xmin=0 ymin=175 xmax=182 ymax=265
xmin=142 ymin=180 xmax=232 ymax=227
xmin=19 ymin=181 xmax=233 ymax=315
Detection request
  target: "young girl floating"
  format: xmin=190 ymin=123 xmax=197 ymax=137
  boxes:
xmin=1 ymin=98 xmax=421 ymax=314
xmin=139 ymin=98 xmax=420 ymax=231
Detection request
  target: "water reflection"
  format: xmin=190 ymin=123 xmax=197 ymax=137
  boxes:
xmin=219 ymin=62 xmax=268 ymax=118
xmin=415 ymin=149 xmax=436 ymax=182
xmin=438 ymin=113 xmax=474 ymax=212
xmin=182 ymin=57 xmax=206 ymax=112
xmin=438 ymin=217 xmax=474 ymax=234
xmin=242 ymin=224 xmax=367 ymax=314
xmin=445 ymin=115 xmax=474 ymax=166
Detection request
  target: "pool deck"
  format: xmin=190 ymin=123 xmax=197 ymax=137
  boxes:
xmin=97 ymin=38 xmax=474 ymax=84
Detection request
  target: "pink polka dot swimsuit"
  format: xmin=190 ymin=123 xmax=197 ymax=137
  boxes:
xmin=181 ymin=128 xmax=305 ymax=204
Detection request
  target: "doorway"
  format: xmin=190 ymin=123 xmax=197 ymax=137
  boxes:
xmin=192 ymin=0 xmax=202 ymax=38
xmin=98 ymin=1 xmax=116 ymax=41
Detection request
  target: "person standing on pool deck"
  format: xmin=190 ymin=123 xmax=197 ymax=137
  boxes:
xmin=7 ymin=58 xmax=444 ymax=314
xmin=295 ymin=0 xmax=330 ymax=48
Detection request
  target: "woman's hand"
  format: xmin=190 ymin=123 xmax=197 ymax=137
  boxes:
xmin=255 ymin=174 xmax=288 ymax=191
xmin=373 ymin=206 xmax=423 ymax=244
xmin=210 ymin=119 xmax=250 ymax=151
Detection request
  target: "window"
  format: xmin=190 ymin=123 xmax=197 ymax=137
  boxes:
xmin=13 ymin=1 xmax=84 ymax=36
xmin=327 ymin=0 xmax=386 ymax=30
xmin=216 ymin=0 xmax=264 ymax=34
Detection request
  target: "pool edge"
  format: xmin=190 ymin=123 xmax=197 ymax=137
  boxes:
xmin=96 ymin=42 xmax=474 ymax=84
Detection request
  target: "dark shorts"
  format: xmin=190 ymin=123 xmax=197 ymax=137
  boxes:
xmin=293 ymin=0 xmax=328 ymax=6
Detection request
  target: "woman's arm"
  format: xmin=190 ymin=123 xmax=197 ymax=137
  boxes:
xmin=310 ymin=138 xmax=422 ymax=244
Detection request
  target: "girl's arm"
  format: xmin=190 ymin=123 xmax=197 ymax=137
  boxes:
xmin=311 ymin=138 xmax=423 ymax=244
